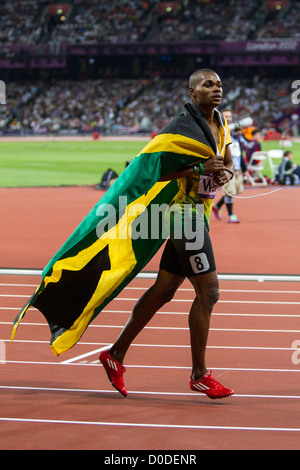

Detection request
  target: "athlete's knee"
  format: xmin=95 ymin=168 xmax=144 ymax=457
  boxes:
xmin=192 ymin=277 xmax=219 ymax=311
xmin=152 ymin=273 xmax=183 ymax=304
xmin=156 ymin=283 xmax=179 ymax=304
xmin=205 ymin=284 xmax=220 ymax=309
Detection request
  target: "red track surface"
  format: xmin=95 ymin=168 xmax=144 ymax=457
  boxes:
xmin=0 ymin=186 xmax=300 ymax=450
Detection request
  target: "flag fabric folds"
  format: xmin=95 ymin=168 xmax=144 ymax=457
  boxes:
xmin=11 ymin=102 xmax=223 ymax=356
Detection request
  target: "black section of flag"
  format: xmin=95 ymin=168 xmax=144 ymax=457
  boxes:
xmin=33 ymin=244 xmax=111 ymax=329
xmin=159 ymin=102 xmax=221 ymax=154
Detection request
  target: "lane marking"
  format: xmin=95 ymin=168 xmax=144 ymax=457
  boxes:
xmin=2 ymin=306 xmax=300 ymax=317
xmin=114 ymin=298 xmax=300 ymax=305
xmin=0 ymin=416 xmax=300 ymax=432
xmin=1 ymin=293 xmax=300 ymax=305
xmin=1 ymin=268 xmax=300 ymax=282
xmin=4 ymin=339 xmax=297 ymax=352
xmin=2 ymin=321 xmax=300 ymax=334
xmin=0 ymin=384 xmax=300 ymax=399
xmin=2 ymin=282 xmax=300 ymax=295
xmin=1 ymin=360 xmax=300 ymax=373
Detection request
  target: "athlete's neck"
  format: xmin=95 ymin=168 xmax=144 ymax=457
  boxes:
xmin=195 ymin=104 xmax=215 ymax=124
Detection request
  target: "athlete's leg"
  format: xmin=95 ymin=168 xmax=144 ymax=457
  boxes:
xmin=188 ymin=270 xmax=219 ymax=380
xmin=109 ymin=269 xmax=184 ymax=364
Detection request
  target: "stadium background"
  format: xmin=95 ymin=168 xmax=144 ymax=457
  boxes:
xmin=1 ymin=0 xmax=300 ymax=452
xmin=1 ymin=0 xmax=300 ymax=140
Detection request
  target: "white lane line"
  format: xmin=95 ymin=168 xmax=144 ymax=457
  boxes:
xmin=0 ymin=416 xmax=300 ymax=432
xmin=2 ymin=306 xmax=300 ymax=317
xmin=113 ymin=298 xmax=300 ymax=305
xmin=1 ymin=294 xmax=300 ymax=305
xmin=3 ymin=339 xmax=297 ymax=352
xmin=2 ymin=321 xmax=300 ymax=334
xmin=60 ymin=343 xmax=298 ymax=365
xmin=2 ymin=283 xmax=300 ymax=295
xmin=0 ymin=283 xmax=39 ymax=288
xmin=0 ymin=384 xmax=300 ymax=400
xmin=1 ymin=268 xmax=300 ymax=282
xmin=60 ymin=344 xmax=112 ymax=364
xmin=0 ymin=294 xmax=32 ymax=298
xmin=1 ymin=360 xmax=300 ymax=373
xmin=127 ymin=287 xmax=300 ymax=294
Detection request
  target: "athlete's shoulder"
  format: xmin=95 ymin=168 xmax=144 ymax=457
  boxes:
xmin=158 ymin=103 xmax=201 ymax=139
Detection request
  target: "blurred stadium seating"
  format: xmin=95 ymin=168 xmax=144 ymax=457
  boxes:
xmin=0 ymin=0 xmax=299 ymax=136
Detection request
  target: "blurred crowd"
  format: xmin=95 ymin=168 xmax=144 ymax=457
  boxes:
xmin=48 ymin=0 xmax=154 ymax=44
xmin=149 ymin=0 xmax=262 ymax=42
xmin=0 ymin=0 xmax=299 ymax=137
xmin=1 ymin=0 xmax=300 ymax=46
xmin=256 ymin=1 xmax=300 ymax=39
xmin=1 ymin=76 xmax=298 ymax=136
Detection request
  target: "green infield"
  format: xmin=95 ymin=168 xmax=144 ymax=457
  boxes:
xmin=0 ymin=140 xmax=146 ymax=187
xmin=0 ymin=138 xmax=299 ymax=187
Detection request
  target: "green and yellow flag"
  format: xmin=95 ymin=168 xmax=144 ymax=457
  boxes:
xmin=11 ymin=103 xmax=224 ymax=356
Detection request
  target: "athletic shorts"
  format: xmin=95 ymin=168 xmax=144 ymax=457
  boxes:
xmin=223 ymin=169 xmax=244 ymax=196
xmin=159 ymin=224 xmax=216 ymax=278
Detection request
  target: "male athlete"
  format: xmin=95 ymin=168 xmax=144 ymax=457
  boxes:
xmin=100 ymin=69 xmax=235 ymax=399
xmin=213 ymin=109 xmax=247 ymax=223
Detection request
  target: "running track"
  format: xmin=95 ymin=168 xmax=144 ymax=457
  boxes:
xmin=1 ymin=271 xmax=300 ymax=450
xmin=0 ymin=185 xmax=300 ymax=450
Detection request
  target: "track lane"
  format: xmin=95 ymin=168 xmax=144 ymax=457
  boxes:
xmin=1 ymin=274 xmax=300 ymax=450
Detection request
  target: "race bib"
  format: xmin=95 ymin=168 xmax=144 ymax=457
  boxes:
xmin=189 ymin=253 xmax=210 ymax=274
xmin=197 ymin=175 xmax=216 ymax=200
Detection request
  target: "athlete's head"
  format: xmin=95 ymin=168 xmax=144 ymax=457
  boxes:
xmin=188 ymin=69 xmax=223 ymax=111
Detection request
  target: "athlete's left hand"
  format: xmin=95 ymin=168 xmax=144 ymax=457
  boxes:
xmin=212 ymin=168 xmax=234 ymax=188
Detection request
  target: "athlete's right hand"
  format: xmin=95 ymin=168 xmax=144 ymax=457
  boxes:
xmin=202 ymin=157 xmax=226 ymax=174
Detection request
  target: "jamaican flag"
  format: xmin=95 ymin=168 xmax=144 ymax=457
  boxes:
xmin=11 ymin=102 xmax=224 ymax=356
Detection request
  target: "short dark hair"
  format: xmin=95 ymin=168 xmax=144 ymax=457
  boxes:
xmin=188 ymin=68 xmax=217 ymax=88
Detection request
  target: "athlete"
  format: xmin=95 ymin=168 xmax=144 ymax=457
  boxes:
xmin=213 ymin=109 xmax=247 ymax=223
xmin=100 ymin=69 xmax=234 ymax=399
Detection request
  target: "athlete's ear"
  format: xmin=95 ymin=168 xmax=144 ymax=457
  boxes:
xmin=189 ymin=87 xmax=195 ymax=98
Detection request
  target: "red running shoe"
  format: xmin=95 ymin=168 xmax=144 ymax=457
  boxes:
xmin=189 ymin=371 xmax=234 ymax=399
xmin=212 ymin=205 xmax=222 ymax=220
xmin=99 ymin=350 xmax=127 ymax=397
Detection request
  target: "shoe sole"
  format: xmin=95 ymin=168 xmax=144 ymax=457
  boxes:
xmin=190 ymin=386 xmax=234 ymax=399
xmin=206 ymin=392 xmax=234 ymax=400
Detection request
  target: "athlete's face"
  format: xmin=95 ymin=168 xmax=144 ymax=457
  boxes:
xmin=189 ymin=72 xmax=223 ymax=110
